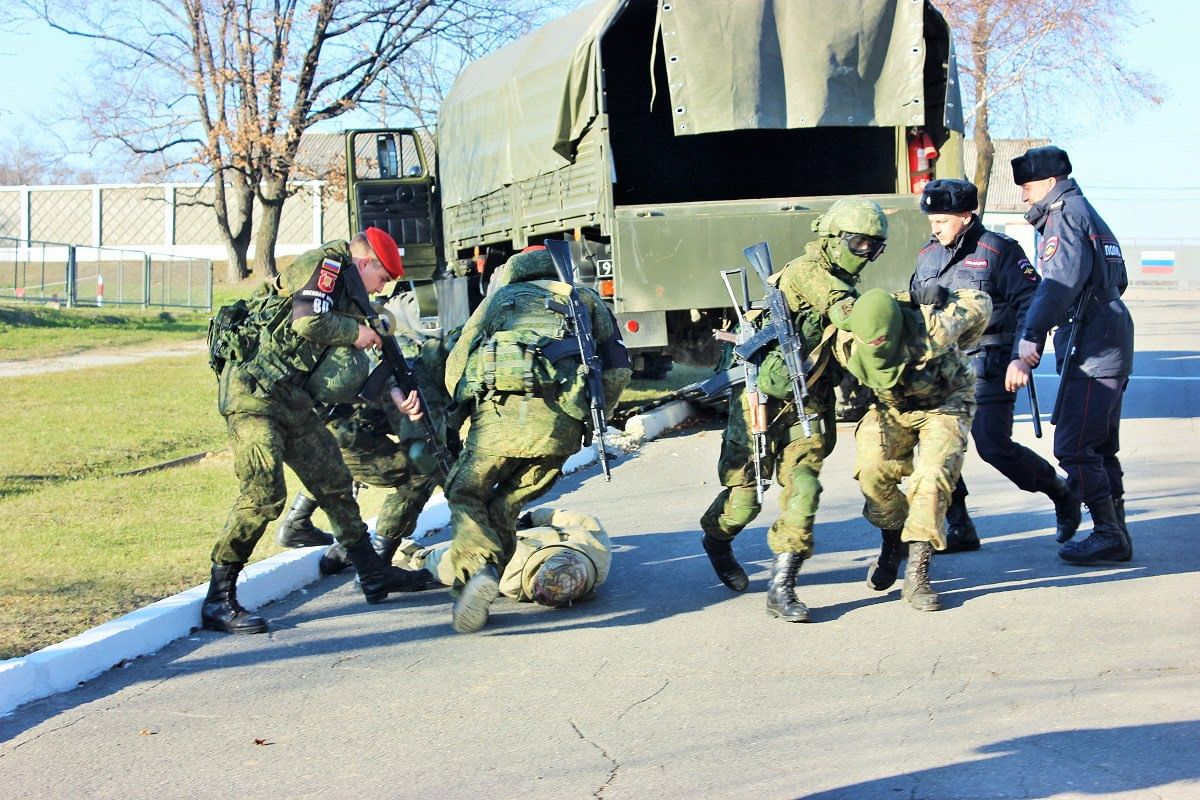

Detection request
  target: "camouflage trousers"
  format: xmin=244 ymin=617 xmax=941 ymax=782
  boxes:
xmin=212 ymin=408 xmax=368 ymax=565
xmin=701 ymin=387 xmax=838 ymax=557
xmin=331 ymin=417 xmax=439 ymax=543
xmin=854 ymin=402 xmax=975 ymax=550
xmin=444 ymin=449 xmax=569 ymax=585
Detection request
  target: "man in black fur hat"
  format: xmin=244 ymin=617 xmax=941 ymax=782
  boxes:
xmin=1012 ymin=146 xmax=1135 ymax=566
xmin=910 ymin=178 xmax=1079 ymax=552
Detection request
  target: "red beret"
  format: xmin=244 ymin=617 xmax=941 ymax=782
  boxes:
xmin=364 ymin=227 xmax=404 ymax=278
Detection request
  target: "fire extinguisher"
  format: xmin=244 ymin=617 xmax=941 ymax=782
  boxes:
xmin=908 ymin=128 xmax=939 ymax=193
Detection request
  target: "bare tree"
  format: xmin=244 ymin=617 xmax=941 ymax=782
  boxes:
xmin=0 ymin=132 xmax=99 ymax=185
xmin=22 ymin=0 xmax=556 ymax=281
xmin=937 ymin=0 xmax=1162 ymax=212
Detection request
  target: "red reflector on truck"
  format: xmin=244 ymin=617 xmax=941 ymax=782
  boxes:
xmin=625 ymin=319 xmax=640 ymax=334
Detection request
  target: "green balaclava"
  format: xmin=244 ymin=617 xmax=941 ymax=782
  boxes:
xmin=813 ymin=198 xmax=889 ymax=276
xmin=845 ymin=289 xmax=905 ymax=390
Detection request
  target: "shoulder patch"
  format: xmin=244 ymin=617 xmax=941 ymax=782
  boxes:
xmin=963 ymin=257 xmax=989 ymax=270
xmin=1018 ymin=258 xmax=1038 ymax=282
xmin=1041 ymin=236 xmax=1059 ymax=262
xmin=321 ymin=257 xmax=342 ymax=273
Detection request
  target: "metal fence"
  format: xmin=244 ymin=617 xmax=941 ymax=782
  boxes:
xmin=0 ymin=236 xmax=213 ymax=310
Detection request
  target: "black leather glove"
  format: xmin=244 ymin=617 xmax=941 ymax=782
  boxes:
xmin=911 ymin=283 xmax=950 ymax=309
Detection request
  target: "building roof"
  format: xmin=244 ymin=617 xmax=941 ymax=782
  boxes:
xmin=964 ymin=137 xmax=1050 ymax=213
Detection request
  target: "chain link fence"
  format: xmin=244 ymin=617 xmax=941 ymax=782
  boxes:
xmin=0 ymin=237 xmax=213 ymax=310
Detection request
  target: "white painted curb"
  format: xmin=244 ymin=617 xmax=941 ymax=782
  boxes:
xmin=0 ymin=399 xmax=698 ymax=716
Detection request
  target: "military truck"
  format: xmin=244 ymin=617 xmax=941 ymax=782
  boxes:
xmin=346 ymin=0 xmax=965 ymax=375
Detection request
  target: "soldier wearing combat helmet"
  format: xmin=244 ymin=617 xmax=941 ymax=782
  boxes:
xmin=700 ymin=197 xmax=887 ymax=622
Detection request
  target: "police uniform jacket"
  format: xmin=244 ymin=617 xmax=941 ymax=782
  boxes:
xmin=1020 ymin=179 xmax=1134 ymax=379
xmin=910 ymin=216 xmax=1039 ymax=401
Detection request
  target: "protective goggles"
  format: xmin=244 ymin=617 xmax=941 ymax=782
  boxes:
xmin=842 ymin=233 xmax=887 ymax=261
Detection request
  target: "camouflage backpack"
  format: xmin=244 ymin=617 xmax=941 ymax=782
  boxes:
xmin=206 ymin=287 xmax=291 ymax=377
xmin=463 ymin=280 xmax=584 ymax=406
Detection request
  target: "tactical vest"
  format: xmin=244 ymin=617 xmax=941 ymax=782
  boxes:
xmin=207 ymin=285 xmax=332 ymax=392
xmin=463 ymin=280 xmax=587 ymax=417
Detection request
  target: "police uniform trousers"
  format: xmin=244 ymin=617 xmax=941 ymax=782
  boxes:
xmin=331 ymin=414 xmax=439 ymax=543
xmin=701 ymin=386 xmax=838 ymax=557
xmin=1052 ymin=376 xmax=1126 ymax=504
xmin=213 ymin=405 xmax=368 ymax=565
xmin=444 ymin=449 xmax=570 ymax=585
xmin=951 ymin=388 xmax=1059 ymax=507
xmin=854 ymin=401 xmax=975 ymax=550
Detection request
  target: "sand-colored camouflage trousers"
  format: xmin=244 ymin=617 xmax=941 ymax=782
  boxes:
xmin=212 ymin=408 xmax=368 ymax=565
xmin=854 ymin=401 xmax=975 ymax=550
xmin=701 ymin=387 xmax=838 ymax=557
xmin=444 ymin=449 xmax=569 ymax=585
xmin=332 ymin=417 xmax=439 ymax=544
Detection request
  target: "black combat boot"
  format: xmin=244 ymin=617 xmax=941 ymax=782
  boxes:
xmin=452 ymin=564 xmax=501 ymax=634
xmin=200 ymin=563 xmax=268 ymax=634
xmin=345 ymin=536 xmax=431 ymax=603
xmin=943 ymin=495 xmax=980 ymax=553
xmin=1045 ymin=476 xmax=1083 ymax=543
xmin=902 ymin=541 xmax=940 ymax=612
xmin=701 ymin=533 xmax=749 ymax=592
xmin=274 ymin=493 xmax=335 ymax=548
xmin=765 ymin=552 xmax=810 ymax=622
xmin=372 ymin=532 xmax=404 ymax=564
xmin=1114 ymin=495 xmax=1133 ymax=559
xmin=867 ymin=528 xmax=906 ymax=591
xmin=1059 ymin=496 xmax=1132 ymax=565
xmin=318 ymin=543 xmax=353 ymax=575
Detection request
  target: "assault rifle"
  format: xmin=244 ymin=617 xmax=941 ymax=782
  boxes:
xmin=1050 ymin=284 xmax=1095 ymax=426
xmin=544 ymin=239 xmax=612 ymax=481
xmin=717 ymin=268 xmax=772 ymax=502
xmin=742 ymin=242 xmax=816 ymax=437
xmin=341 ymin=265 xmax=454 ymax=477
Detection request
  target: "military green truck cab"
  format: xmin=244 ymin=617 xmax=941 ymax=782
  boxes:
xmin=347 ymin=0 xmax=965 ymax=375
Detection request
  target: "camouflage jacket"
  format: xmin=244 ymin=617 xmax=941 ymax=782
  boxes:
xmin=756 ymin=240 xmax=859 ymax=404
xmin=219 ymin=241 xmax=365 ymax=416
xmin=833 ymin=288 xmax=992 ymax=412
xmin=445 ymin=251 xmax=631 ymax=457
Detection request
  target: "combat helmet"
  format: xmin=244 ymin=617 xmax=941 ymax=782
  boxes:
xmin=307 ymin=346 xmax=371 ymax=405
xmin=529 ymin=549 xmax=591 ymax=607
xmin=812 ymin=198 xmax=889 ymax=275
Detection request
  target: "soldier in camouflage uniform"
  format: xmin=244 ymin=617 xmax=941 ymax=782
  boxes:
xmin=700 ymin=198 xmax=888 ymax=623
xmin=395 ymin=508 xmax=612 ymax=607
xmin=833 ymin=287 xmax=992 ymax=611
xmin=442 ymin=246 xmax=631 ymax=633
xmin=273 ymin=326 xmax=456 ymax=577
xmin=204 ymin=228 xmax=430 ymax=635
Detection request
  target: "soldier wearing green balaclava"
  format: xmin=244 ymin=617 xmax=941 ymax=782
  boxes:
xmin=700 ymin=198 xmax=887 ymax=623
xmin=832 ymin=287 xmax=992 ymax=612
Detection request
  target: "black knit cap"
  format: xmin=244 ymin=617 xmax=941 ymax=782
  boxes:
xmin=1011 ymin=145 xmax=1072 ymax=184
xmin=920 ymin=179 xmax=978 ymax=214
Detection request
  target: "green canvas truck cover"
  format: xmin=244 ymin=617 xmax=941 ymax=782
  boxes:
xmin=437 ymin=0 xmax=963 ymax=207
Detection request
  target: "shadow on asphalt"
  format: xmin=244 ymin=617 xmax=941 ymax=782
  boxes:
xmin=795 ymin=719 xmax=1200 ymax=799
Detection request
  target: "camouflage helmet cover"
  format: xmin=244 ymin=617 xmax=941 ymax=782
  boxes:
xmin=529 ymin=549 xmax=590 ymax=607
xmin=307 ymin=346 xmax=371 ymax=405
xmin=812 ymin=198 xmax=889 ymax=239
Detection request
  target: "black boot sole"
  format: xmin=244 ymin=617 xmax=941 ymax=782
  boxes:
xmin=766 ymin=605 xmax=811 ymax=622
xmin=201 ymin=617 xmax=268 ymax=635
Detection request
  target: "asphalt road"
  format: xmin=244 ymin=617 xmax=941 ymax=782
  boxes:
xmin=2 ymin=289 xmax=1198 ymax=800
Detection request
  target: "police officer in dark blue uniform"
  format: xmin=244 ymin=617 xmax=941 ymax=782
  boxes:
xmin=1014 ymin=146 xmax=1135 ymax=565
xmin=910 ymin=178 xmax=1080 ymax=552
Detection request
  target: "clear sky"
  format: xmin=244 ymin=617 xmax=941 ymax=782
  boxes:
xmin=1 ymin=1 xmax=1196 ymax=242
